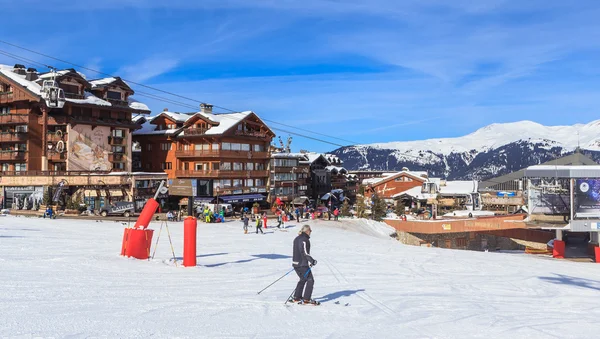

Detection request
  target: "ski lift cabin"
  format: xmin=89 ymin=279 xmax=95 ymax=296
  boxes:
xmin=40 ymin=72 xmax=65 ymax=109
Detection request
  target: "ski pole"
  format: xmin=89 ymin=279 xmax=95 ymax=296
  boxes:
xmin=257 ymin=268 xmax=295 ymax=295
xmin=284 ymin=267 xmax=312 ymax=304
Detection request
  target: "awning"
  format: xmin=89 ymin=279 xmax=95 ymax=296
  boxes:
xmin=194 ymin=197 xmax=214 ymax=204
xmin=219 ymin=194 xmax=265 ymax=203
xmin=292 ymin=196 xmax=309 ymax=205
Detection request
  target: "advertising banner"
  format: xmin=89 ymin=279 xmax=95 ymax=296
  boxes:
xmin=575 ymin=179 xmax=600 ymax=218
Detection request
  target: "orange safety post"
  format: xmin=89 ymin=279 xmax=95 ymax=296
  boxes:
xmin=552 ymin=240 xmax=565 ymax=259
xmin=183 ymin=216 xmax=197 ymax=267
xmin=595 ymin=246 xmax=600 ymax=263
xmin=121 ymin=228 xmax=154 ymax=259
xmin=134 ymin=198 xmax=159 ymax=229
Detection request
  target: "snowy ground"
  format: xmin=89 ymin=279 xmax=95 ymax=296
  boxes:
xmin=1 ymin=216 xmax=600 ymax=338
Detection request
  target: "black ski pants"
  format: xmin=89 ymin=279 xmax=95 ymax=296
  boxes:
xmin=256 ymin=225 xmax=263 ymax=234
xmin=293 ymin=266 xmax=314 ymax=300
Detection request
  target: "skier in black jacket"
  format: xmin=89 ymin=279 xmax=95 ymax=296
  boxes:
xmin=290 ymin=225 xmax=320 ymax=305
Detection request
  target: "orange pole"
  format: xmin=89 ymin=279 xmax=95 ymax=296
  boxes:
xmin=134 ymin=198 xmax=159 ymax=229
xmin=183 ymin=216 xmax=197 ymax=267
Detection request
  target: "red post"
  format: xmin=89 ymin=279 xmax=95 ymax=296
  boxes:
xmin=553 ymin=240 xmax=565 ymax=259
xmin=183 ymin=216 xmax=197 ymax=267
xmin=121 ymin=228 xmax=154 ymax=259
xmin=595 ymin=246 xmax=600 ymax=263
xmin=134 ymin=198 xmax=159 ymax=229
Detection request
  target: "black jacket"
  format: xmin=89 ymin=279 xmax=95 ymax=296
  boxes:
xmin=292 ymin=232 xmax=314 ymax=267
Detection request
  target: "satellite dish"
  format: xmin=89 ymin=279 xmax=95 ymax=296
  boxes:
xmin=159 ymin=187 xmax=169 ymax=194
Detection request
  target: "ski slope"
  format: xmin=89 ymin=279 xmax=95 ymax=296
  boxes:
xmin=1 ymin=216 xmax=599 ymax=338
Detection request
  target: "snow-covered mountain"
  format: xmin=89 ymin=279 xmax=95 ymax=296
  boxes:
xmin=331 ymin=120 xmax=600 ymax=180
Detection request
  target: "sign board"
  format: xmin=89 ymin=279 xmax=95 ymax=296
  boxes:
xmin=575 ymin=179 xmax=600 ymax=218
xmin=169 ymin=179 xmax=193 ymax=196
xmin=442 ymin=224 xmax=451 ymax=231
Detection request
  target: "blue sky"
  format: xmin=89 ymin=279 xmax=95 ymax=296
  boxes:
xmin=2 ymin=0 xmax=600 ymax=152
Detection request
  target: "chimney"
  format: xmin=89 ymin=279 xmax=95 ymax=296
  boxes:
xmin=200 ymin=103 xmax=213 ymax=114
xmin=12 ymin=64 xmax=26 ymax=75
xmin=25 ymin=68 xmax=38 ymax=81
xmin=163 ymin=108 xmax=168 ymax=112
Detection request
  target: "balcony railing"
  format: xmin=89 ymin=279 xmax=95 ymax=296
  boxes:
xmin=38 ymin=115 xmax=68 ymax=125
xmin=0 ymin=170 xmax=112 ymax=176
xmin=0 ymin=132 xmax=27 ymax=142
xmin=175 ymin=170 xmax=268 ymax=178
xmin=109 ymin=136 xmax=125 ymax=145
xmin=47 ymin=131 xmax=67 ymax=143
xmin=0 ymin=91 xmax=14 ymax=102
xmin=184 ymin=127 xmax=208 ymax=136
xmin=0 ymin=150 xmax=26 ymax=160
xmin=175 ymin=150 xmax=221 ymax=158
xmin=110 ymin=153 xmax=124 ymax=162
xmin=106 ymin=98 xmax=129 ymax=107
xmin=0 ymin=114 xmax=27 ymax=124
xmin=48 ymin=151 xmax=66 ymax=161
xmin=64 ymin=92 xmax=85 ymax=100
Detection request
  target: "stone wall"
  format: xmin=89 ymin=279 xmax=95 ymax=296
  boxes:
xmin=395 ymin=230 xmax=546 ymax=251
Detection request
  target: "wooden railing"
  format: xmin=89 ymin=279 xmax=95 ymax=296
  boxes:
xmin=175 ymin=150 xmax=220 ymax=158
xmin=109 ymin=153 xmax=124 ymax=162
xmin=0 ymin=170 xmax=111 ymax=176
xmin=0 ymin=132 xmax=27 ymax=142
xmin=106 ymin=98 xmax=129 ymax=107
xmin=174 ymin=149 xmax=269 ymax=159
xmin=175 ymin=170 xmax=268 ymax=178
xmin=0 ymin=114 xmax=27 ymax=124
xmin=185 ymin=127 xmax=209 ymax=136
xmin=48 ymin=151 xmax=67 ymax=161
xmin=0 ymin=150 xmax=27 ymax=160
xmin=64 ymin=92 xmax=85 ymax=100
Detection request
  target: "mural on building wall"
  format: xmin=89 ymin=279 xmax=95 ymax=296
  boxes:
xmin=68 ymin=125 xmax=111 ymax=171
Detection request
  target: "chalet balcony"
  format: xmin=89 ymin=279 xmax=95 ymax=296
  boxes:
xmin=38 ymin=115 xmax=68 ymax=125
xmin=110 ymin=153 xmax=125 ymax=162
xmin=48 ymin=151 xmax=67 ymax=161
xmin=0 ymin=114 xmax=28 ymax=124
xmin=221 ymin=150 xmax=269 ymax=159
xmin=0 ymin=91 xmax=14 ymax=102
xmin=0 ymin=150 xmax=26 ymax=161
xmin=175 ymin=170 xmax=268 ymax=179
xmin=64 ymin=92 xmax=85 ymax=100
xmin=108 ymin=136 xmax=125 ymax=145
xmin=0 ymin=170 xmax=112 ymax=176
xmin=184 ymin=127 xmax=208 ymax=136
xmin=175 ymin=150 xmax=221 ymax=158
xmin=0 ymin=132 xmax=27 ymax=142
xmin=106 ymin=98 xmax=129 ymax=107
xmin=47 ymin=131 xmax=67 ymax=143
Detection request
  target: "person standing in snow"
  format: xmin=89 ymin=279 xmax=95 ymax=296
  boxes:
xmin=290 ymin=225 xmax=319 ymax=305
xmin=255 ymin=217 xmax=264 ymax=234
xmin=333 ymin=208 xmax=339 ymax=221
xmin=242 ymin=215 xmax=249 ymax=234
xmin=295 ymin=207 xmax=300 ymax=223
xmin=262 ymin=212 xmax=268 ymax=229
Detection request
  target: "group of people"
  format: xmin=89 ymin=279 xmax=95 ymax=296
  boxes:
xmin=196 ymin=205 xmax=226 ymax=223
xmin=165 ymin=210 xmax=182 ymax=222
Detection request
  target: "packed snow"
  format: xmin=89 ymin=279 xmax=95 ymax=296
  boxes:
xmin=1 ymin=216 xmax=600 ymax=338
xmin=362 ymin=119 xmax=600 ymax=155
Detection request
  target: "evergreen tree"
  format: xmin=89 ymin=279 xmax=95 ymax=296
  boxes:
xmin=394 ymin=201 xmax=405 ymax=216
xmin=340 ymin=199 xmax=350 ymax=217
xmin=371 ymin=194 xmax=387 ymax=221
xmin=356 ymin=196 xmax=366 ymax=218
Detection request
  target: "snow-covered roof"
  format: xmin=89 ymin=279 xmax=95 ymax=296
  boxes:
xmin=524 ymin=165 xmax=600 ymax=178
xmin=195 ymin=111 xmax=252 ymax=136
xmin=300 ymin=152 xmax=329 ymax=165
xmin=392 ymin=186 xmax=436 ymax=200
xmin=39 ymin=69 xmax=88 ymax=81
xmin=133 ymin=121 xmax=180 ymax=136
xmin=132 ymin=115 xmax=147 ymax=124
xmin=439 ymin=181 xmax=477 ymax=195
xmin=0 ymin=64 xmax=148 ymax=111
xmin=0 ymin=65 xmax=42 ymax=95
xmin=325 ymin=154 xmax=342 ymax=164
xmin=150 ymin=111 xmax=192 ymax=124
xmin=362 ymin=171 xmax=428 ymax=186
xmin=272 ymin=152 xmax=308 ymax=159
xmin=326 ymin=166 xmax=347 ymax=174
xmin=127 ymin=97 xmax=150 ymax=112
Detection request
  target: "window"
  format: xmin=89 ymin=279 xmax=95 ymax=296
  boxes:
xmin=107 ymin=91 xmax=121 ymax=100
xmin=221 ymin=162 xmax=231 ymax=170
xmin=112 ymin=146 xmax=124 ymax=153
xmin=212 ymin=143 xmax=219 ymax=151
xmin=246 ymin=179 xmax=254 ymax=187
xmin=246 ymin=163 xmax=254 ymax=170
xmin=273 ymin=159 xmax=297 ymax=167
xmin=0 ymin=106 xmax=9 ymax=115
xmin=255 ymin=163 xmax=265 ymax=170
xmin=241 ymin=144 xmax=250 ymax=151
xmin=113 ymin=162 xmax=125 ymax=170
xmin=161 ymin=162 xmax=172 ymax=170
xmin=1 ymin=163 xmax=9 ymax=171
xmin=221 ymin=179 xmax=232 ymax=188
xmin=212 ymin=162 xmax=219 ymax=170
xmin=222 ymin=142 xmax=231 ymax=150
xmin=15 ymin=125 xmax=27 ymax=133
xmin=147 ymin=144 xmax=153 ymax=151
xmin=112 ymin=129 xmax=125 ymax=137
xmin=233 ymin=162 xmax=243 ymax=171
xmin=255 ymin=179 xmax=264 ymax=186
xmin=15 ymin=163 xmax=26 ymax=171
xmin=195 ymin=163 xmax=208 ymax=171
xmin=230 ymin=143 xmax=240 ymax=151
xmin=233 ymin=179 xmax=243 ymax=187
xmin=167 ymin=124 xmax=177 ymax=129
xmin=161 ymin=143 xmax=171 ymax=151
xmin=253 ymin=144 xmax=264 ymax=152
xmin=456 ymin=238 xmax=467 ymax=247
xmin=16 ymin=143 xmax=26 ymax=151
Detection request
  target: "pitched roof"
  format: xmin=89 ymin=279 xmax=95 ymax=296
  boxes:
xmin=89 ymin=77 xmax=133 ymax=92
xmin=362 ymin=171 xmax=428 ymax=186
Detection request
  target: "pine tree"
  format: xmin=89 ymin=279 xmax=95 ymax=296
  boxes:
xmin=340 ymin=199 xmax=350 ymax=217
xmin=394 ymin=201 xmax=405 ymax=216
xmin=356 ymin=196 xmax=366 ymax=218
xmin=371 ymin=194 xmax=387 ymax=221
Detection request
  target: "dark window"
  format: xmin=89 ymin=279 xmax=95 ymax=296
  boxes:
xmin=60 ymin=84 xmax=79 ymax=95
xmin=107 ymin=91 xmax=121 ymax=100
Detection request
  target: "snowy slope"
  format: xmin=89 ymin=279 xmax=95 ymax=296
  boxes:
xmin=332 ymin=120 xmax=600 ymax=179
xmin=1 ymin=216 xmax=600 ymax=338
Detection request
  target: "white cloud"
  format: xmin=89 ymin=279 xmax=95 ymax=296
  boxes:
xmin=119 ymin=57 xmax=179 ymax=83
